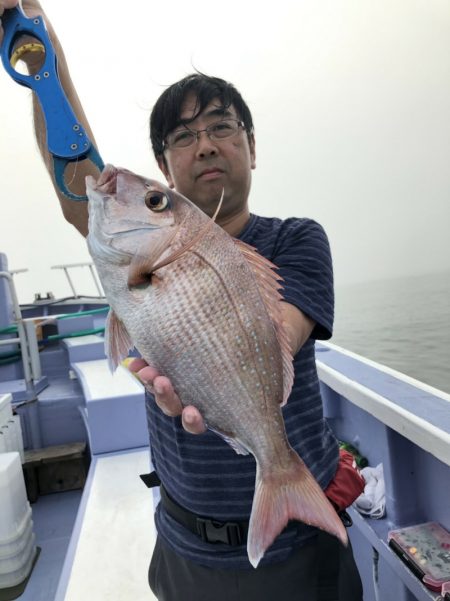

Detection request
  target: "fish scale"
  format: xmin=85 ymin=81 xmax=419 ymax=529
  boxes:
xmin=86 ymin=164 xmax=348 ymax=567
xmin=138 ymin=249 xmax=278 ymax=425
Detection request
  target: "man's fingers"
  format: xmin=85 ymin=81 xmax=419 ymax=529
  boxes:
xmin=129 ymin=359 xmax=159 ymax=384
xmin=128 ymin=360 xmax=161 ymax=394
xmin=128 ymin=357 xmax=147 ymax=373
xmin=182 ymin=406 xmax=207 ymax=435
xmin=153 ymin=376 xmax=183 ymax=417
xmin=128 ymin=362 xmax=178 ymax=412
xmin=0 ymin=0 xmax=18 ymax=26
xmin=2 ymin=0 xmax=19 ymax=12
xmin=150 ymin=378 xmax=206 ymax=434
xmin=126 ymin=359 xmax=206 ymax=433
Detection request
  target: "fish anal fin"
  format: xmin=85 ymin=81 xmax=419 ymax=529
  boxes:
xmin=207 ymin=424 xmax=250 ymax=456
xmin=105 ymin=310 xmax=134 ymax=371
xmin=234 ymin=239 xmax=294 ymax=405
xmin=247 ymin=451 xmax=348 ymax=568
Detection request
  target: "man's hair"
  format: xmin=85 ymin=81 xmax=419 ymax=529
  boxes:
xmin=150 ymin=73 xmax=254 ymax=160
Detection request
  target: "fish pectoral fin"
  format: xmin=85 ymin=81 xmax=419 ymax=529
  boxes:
xmin=127 ymin=225 xmax=183 ymax=288
xmin=207 ymin=425 xmax=250 ymax=456
xmin=105 ymin=310 xmax=134 ymax=371
xmin=130 ymin=195 xmax=223 ymax=280
xmin=149 ymin=192 xmax=223 ymax=274
xmin=128 ymin=254 xmax=155 ymax=289
xmin=127 ymin=236 xmax=169 ymax=288
xmin=234 ymin=239 xmax=294 ymax=406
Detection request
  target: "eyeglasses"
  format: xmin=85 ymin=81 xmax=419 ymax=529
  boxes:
xmin=164 ymin=119 xmax=246 ymax=150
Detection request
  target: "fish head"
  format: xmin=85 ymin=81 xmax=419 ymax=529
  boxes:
xmin=86 ymin=164 xmax=209 ymax=296
xmin=86 ymin=164 xmax=187 ymax=260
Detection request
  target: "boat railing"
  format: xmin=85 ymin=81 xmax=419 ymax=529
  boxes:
xmin=315 ymin=341 xmax=450 ymax=601
xmin=0 ymin=271 xmax=41 ymax=391
xmin=51 ymin=262 xmax=104 ymax=298
xmin=316 ymin=341 xmax=450 ymax=467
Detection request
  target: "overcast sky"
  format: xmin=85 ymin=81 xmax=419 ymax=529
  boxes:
xmin=1 ymin=0 xmax=449 ymax=303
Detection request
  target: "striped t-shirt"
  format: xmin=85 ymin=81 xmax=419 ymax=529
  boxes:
xmin=145 ymin=214 xmax=339 ymax=569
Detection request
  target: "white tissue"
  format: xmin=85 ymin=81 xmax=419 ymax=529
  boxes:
xmin=354 ymin=463 xmax=385 ymax=519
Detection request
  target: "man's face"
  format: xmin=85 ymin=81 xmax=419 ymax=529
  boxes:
xmin=158 ymin=95 xmax=256 ymax=220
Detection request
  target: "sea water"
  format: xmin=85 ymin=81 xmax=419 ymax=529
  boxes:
xmin=332 ymin=270 xmax=450 ymax=394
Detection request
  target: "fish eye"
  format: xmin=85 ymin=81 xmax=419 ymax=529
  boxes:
xmin=144 ymin=191 xmax=169 ymax=212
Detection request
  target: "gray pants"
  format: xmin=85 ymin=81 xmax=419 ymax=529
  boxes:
xmin=149 ymin=533 xmax=363 ymax=601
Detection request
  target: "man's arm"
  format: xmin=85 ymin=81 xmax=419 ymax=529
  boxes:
xmin=129 ymin=302 xmax=315 ymax=435
xmin=1 ymin=0 xmax=96 ymax=236
xmin=280 ymin=301 xmax=315 ymax=356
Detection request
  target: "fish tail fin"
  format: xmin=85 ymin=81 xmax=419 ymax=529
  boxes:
xmin=248 ymin=452 xmax=348 ymax=568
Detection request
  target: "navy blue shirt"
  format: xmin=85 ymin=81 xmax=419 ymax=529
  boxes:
xmin=146 ymin=214 xmax=339 ymax=569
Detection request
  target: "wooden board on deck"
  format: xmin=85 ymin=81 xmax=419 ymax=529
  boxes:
xmin=23 ymin=442 xmax=88 ymax=501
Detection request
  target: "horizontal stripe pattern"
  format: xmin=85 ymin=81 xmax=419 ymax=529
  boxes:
xmin=146 ymin=214 xmax=339 ymax=569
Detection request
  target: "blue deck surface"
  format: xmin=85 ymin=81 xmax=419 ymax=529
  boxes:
xmin=17 ymin=491 xmax=82 ymax=601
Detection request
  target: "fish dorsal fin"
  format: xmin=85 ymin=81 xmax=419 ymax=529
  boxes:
xmin=105 ymin=309 xmax=134 ymax=371
xmin=234 ymin=240 xmax=294 ymax=406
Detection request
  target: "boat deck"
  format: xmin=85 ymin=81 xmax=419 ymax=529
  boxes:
xmin=15 ymin=491 xmax=81 ymax=601
xmin=55 ymin=448 xmax=156 ymax=601
xmin=12 ymin=447 xmax=157 ymax=601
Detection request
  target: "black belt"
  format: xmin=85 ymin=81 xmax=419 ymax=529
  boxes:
xmin=140 ymin=471 xmax=352 ymax=548
xmin=140 ymin=471 xmax=248 ymax=546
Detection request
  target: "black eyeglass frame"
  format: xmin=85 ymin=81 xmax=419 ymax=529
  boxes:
xmin=163 ymin=118 xmax=247 ymax=150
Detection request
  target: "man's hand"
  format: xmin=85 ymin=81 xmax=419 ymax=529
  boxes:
xmin=0 ymin=0 xmax=19 ymax=45
xmin=128 ymin=358 xmax=206 ymax=435
xmin=1 ymin=0 xmax=94 ymax=236
xmin=0 ymin=1 xmax=43 ymax=41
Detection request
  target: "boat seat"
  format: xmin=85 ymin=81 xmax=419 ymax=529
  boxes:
xmin=62 ymin=334 xmax=105 ymax=363
xmin=72 ymin=359 xmax=148 ymax=455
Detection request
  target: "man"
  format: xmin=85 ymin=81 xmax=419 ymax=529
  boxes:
xmin=0 ymin=2 xmax=363 ymax=599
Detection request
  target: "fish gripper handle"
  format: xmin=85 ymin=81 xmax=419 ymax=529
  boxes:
xmin=1 ymin=6 xmax=104 ymax=201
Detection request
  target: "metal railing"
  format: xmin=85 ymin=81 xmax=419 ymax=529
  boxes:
xmin=0 ymin=271 xmax=35 ymax=388
xmin=0 ymin=271 xmax=45 ymax=449
xmin=51 ymin=262 xmax=104 ymax=297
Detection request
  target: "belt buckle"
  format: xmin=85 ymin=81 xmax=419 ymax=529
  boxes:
xmin=196 ymin=518 xmax=242 ymax=546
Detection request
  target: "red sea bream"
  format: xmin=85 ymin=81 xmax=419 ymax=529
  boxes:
xmin=85 ymin=164 xmax=347 ymax=568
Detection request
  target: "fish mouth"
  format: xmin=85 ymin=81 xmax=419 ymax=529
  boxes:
xmin=85 ymin=164 xmax=118 ymax=197
xmin=109 ymin=225 xmax=160 ymax=237
xmin=96 ymin=164 xmax=118 ymax=194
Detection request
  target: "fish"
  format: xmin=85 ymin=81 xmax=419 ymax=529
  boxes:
xmin=85 ymin=164 xmax=348 ymax=568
